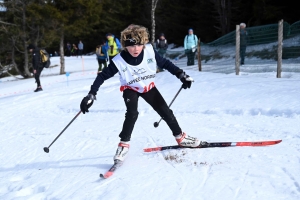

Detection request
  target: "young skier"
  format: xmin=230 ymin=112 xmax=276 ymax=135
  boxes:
xmin=80 ymin=24 xmax=200 ymax=162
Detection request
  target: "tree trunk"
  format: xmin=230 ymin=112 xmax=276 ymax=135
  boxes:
xmin=11 ymin=39 xmax=23 ymax=77
xmin=211 ymin=0 xmax=233 ymax=35
xmin=59 ymin=32 xmax=65 ymax=74
xmin=151 ymin=0 xmax=159 ymax=45
xmin=22 ymin=1 xmax=31 ymax=77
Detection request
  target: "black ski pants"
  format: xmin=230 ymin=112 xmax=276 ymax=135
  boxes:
xmin=34 ymin=67 xmax=44 ymax=87
xmin=119 ymin=87 xmax=182 ymax=142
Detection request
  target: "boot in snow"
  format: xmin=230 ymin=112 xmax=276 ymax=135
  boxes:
xmin=175 ymin=132 xmax=200 ymax=147
xmin=114 ymin=141 xmax=130 ymax=162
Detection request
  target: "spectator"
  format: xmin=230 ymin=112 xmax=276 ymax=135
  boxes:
xmin=105 ymin=33 xmax=122 ymax=63
xmin=27 ymin=44 xmax=44 ymax=92
xmin=71 ymin=44 xmax=78 ymax=57
xmin=184 ymin=28 xmax=198 ymax=66
xmin=96 ymin=40 xmax=108 ymax=73
xmin=240 ymin=23 xmax=248 ymax=65
xmin=78 ymin=40 xmax=84 ymax=58
xmin=155 ymin=33 xmax=168 ymax=72
xmin=66 ymin=42 xmax=71 ymax=57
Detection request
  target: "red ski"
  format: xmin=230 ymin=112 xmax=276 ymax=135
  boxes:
xmin=144 ymin=140 xmax=282 ymax=152
xmin=100 ymin=160 xmax=123 ymax=179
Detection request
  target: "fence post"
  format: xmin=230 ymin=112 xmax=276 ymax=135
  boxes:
xmin=277 ymin=19 xmax=283 ymax=78
xmin=235 ymin=25 xmax=240 ymax=75
xmin=198 ymin=38 xmax=201 ymax=71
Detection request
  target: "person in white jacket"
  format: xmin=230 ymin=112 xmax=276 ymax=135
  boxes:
xmin=184 ymin=28 xmax=198 ymax=66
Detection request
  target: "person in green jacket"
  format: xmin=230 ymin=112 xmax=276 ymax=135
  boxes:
xmin=105 ymin=33 xmax=122 ymax=64
xmin=184 ymin=28 xmax=198 ymax=66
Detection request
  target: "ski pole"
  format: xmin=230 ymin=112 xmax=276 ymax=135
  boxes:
xmin=154 ymin=85 xmax=183 ymax=128
xmin=43 ymin=111 xmax=82 ymax=153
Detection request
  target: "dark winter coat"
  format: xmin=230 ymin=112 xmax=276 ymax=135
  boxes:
xmin=156 ymin=39 xmax=168 ymax=51
xmin=32 ymin=47 xmax=43 ymax=70
xmin=240 ymin=29 xmax=248 ymax=47
xmin=89 ymin=45 xmax=182 ymax=95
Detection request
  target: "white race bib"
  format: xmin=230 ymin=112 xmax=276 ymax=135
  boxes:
xmin=113 ymin=44 xmax=157 ymax=93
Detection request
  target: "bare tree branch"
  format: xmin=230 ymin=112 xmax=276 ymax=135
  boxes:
xmin=0 ymin=20 xmax=18 ymax=26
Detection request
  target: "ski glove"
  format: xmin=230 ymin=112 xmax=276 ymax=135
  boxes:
xmin=80 ymin=94 xmax=96 ymax=114
xmin=178 ymin=72 xmax=194 ymax=89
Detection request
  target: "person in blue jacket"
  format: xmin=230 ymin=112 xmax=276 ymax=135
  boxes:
xmin=96 ymin=40 xmax=108 ymax=72
xmin=184 ymin=28 xmax=198 ymax=66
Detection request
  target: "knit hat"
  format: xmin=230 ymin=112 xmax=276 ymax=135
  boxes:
xmin=159 ymin=33 xmax=165 ymax=37
xmin=106 ymin=33 xmax=113 ymax=37
xmin=240 ymin=23 xmax=246 ymax=28
xmin=188 ymin=28 xmax=193 ymax=32
xmin=27 ymin=44 xmax=35 ymax=50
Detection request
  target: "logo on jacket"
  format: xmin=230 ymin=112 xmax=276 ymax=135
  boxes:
xmin=132 ymin=68 xmax=146 ymax=76
xmin=147 ymin=58 xmax=154 ymax=64
xmin=122 ymin=66 xmax=128 ymax=72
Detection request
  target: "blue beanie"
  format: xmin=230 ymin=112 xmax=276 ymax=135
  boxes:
xmin=188 ymin=28 xmax=193 ymax=32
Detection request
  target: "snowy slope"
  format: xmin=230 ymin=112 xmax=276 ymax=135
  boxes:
xmin=0 ymin=55 xmax=300 ymax=200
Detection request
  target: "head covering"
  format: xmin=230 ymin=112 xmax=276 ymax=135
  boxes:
xmin=188 ymin=28 xmax=193 ymax=32
xmin=240 ymin=23 xmax=246 ymax=28
xmin=106 ymin=33 xmax=113 ymax=37
xmin=27 ymin=44 xmax=35 ymax=50
xmin=124 ymin=34 xmax=142 ymax=47
xmin=159 ymin=33 xmax=165 ymax=37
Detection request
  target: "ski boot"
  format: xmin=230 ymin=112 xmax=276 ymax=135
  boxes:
xmin=34 ymin=87 xmax=43 ymax=92
xmin=175 ymin=132 xmax=200 ymax=147
xmin=114 ymin=141 xmax=130 ymax=162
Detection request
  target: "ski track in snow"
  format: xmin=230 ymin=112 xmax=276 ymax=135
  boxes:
xmin=0 ymin=55 xmax=300 ymax=200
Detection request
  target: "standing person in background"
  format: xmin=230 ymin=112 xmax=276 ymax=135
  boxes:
xmin=66 ymin=42 xmax=71 ymax=57
xmin=71 ymin=44 xmax=78 ymax=57
xmin=105 ymin=33 xmax=122 ymax=64
xmin=27 ymin=44 xmax=44 ymax=92
xmin=155 ymin=33 xmax=168 ymax=72
xmin=240 ymin=23 xmax=248 ymax=65
xmin=78 ymin=40 xmax=84 ymax=58
xmin=96 ymin=40 xmax=108 ymax=73
xmin=184 ymin=28 xmax=198 ymax=66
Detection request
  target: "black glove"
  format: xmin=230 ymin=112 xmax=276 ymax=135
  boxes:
xmin=80 ymin=94 xmax=96 ymax=114
xmin=178 ymin=71 xmax=194 ymax=89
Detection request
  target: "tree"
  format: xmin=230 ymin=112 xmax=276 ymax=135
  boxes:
xmin=210 ymin=0 xmax=236 ymax=35
xmin=151 ymin=0 xmax=159 ymax=45
xmin=37 ymin=0 xmax=103 ymax=74
xmin=0 ymin=0 xmax=33 ymax=78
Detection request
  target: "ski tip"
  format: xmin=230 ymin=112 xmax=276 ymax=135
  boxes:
xmin=144 ymin=147 xmax=162 ymax=152
xmin=275 ymin=139 xmax=282 ymax=144
xmin=100 ymin=171 xmax=113 ymax=179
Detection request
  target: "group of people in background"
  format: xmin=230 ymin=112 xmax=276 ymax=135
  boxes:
xmin=65 ymin=40 xmax=84 ymax=57
xmin=95 ymin=33 xmax=121 ymax=73
xmin=28 ymin=23 xmax=247 ymax=93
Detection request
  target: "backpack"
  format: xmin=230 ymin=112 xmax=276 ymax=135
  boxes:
xmin=186 ymin=34 xmax=196 ymax=41
xmin=96 ymin=46 xmax=108 ymax=60
xmin=40 ymin=49 xmax=51 ymax=68
xmin=156 ymin=39 xmax=167 ymax=48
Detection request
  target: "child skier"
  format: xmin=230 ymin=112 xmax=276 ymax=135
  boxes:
xmin=80 ymin=24 xmax=200 ymax=162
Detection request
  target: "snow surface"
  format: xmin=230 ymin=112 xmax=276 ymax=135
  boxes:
xmin=0 ymin=52 xmax=300 ymax=200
